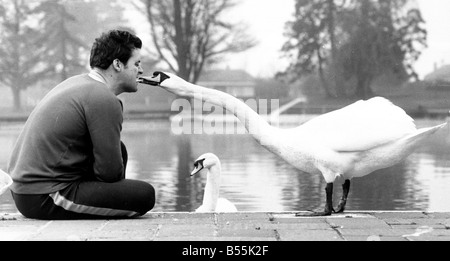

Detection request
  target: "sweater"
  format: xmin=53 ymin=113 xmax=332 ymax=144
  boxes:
xmin=8 ymin=74 xmax=125 ymax=194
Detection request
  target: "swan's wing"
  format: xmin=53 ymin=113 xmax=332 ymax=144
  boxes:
xmin=195 ymin=205 xmax=207 ymax=212
xmin=195 ymin=199 xmax=238 ymax=212
xmin=298 ymin=97 xmax=417 ymax=151
xmin=216 ymin=198 xmax=238 ymax=212
xmin=0 ymin=169 xmax=13 ymax=195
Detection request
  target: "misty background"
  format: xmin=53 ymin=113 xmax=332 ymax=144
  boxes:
xmin=1 ymin=0 xmax=449 ymax=117
xmin=1 ymin=0 xmax=450 ymax=214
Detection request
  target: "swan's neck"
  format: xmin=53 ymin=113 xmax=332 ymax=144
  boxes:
xmin=181 ymin=82 xmax=278 ymax=145
xmin=202 ymin=165 xmax=221 ymax=211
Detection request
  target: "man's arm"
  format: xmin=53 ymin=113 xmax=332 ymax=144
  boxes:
xmin=85 ymin=88 xmax=125 ymax=182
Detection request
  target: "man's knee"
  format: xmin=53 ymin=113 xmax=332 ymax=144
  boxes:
xmin=138 ymin=182 xmax=156 ymax=215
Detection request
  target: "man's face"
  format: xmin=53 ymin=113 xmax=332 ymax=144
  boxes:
xmin=119 ymin=48 xmax=143 ymax=93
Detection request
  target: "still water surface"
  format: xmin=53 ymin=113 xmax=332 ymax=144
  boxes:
xmin=1 ymin=117 xmax=449 ymax=213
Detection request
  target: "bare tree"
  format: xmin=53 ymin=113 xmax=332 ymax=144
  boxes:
xmin=136 ymin=0 xmax=256 ymax=82
xmin=35 ymin=0 xmax=130 ymax=81
xmin=0 ymin=0 xmax=130 ymax=111
xmin=0 ymin=0 xmax=51 ymax=111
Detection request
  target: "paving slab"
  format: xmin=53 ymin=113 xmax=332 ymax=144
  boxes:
xmin=0 ymin=211 xmax=449 ymax=241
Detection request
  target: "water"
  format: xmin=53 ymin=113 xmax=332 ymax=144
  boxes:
xmin=1 ymin=117 xmax=449 ymax=213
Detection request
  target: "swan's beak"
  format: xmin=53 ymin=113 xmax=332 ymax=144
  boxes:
xmin=138 ymin=71 xmax=170 ymax=86
xmin=191 ymin=159 xmax=205 ymax=176
xmin=191 ymin=166 xmax=202 ymax=176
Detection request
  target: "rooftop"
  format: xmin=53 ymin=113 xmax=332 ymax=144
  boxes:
xmin=198 ymin=69 xmax=256 ymax=86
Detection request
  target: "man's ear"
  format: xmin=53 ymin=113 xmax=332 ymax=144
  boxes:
xmin=112 ymin=59 xmax=122 ymax=72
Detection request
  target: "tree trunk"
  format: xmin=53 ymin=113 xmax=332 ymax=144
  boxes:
xmin=327 ymin=0 xmax=344 ymax=97
xmin=60 ymin=14 xmax=68 ymax=81
xmin=317 ymin=49 xmax=334 ymax=98
xmin=173 ymin=0 xmax=190 ymax=80
xmin=11 ymin=87 xmax=22 ymax=112
xmin=353 ymin=0 xmax=375 ymax=100
xmin=355 ymin=74 xmax=374 ymax=99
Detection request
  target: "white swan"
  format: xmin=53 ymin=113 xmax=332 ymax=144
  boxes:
xmin=0 ymin=169 xmax=13 ymax=195
xmin=191 ymin=153 xmax=238 ymax=213
xmin=140 ymin=72 xmax=448 ymax=216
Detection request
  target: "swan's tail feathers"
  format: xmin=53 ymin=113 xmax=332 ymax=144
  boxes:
xmin=404 ymin=123 xmax=447 ymax=145
xmin=420 ymin=123 xmax=447 ymax=136
xmin=428 ymin=122 xmax=448 ymax=133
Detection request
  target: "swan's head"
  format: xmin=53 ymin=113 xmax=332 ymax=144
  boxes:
xmin=138 ymin=71 xmax=191 ymax=97
xmin=138 ymin=71 xmax=171 ymax=86
xmin=191 ymin=153 xmax=220 ymax=176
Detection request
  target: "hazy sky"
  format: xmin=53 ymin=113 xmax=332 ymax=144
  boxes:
xmin=131 ymin=0 xmax=450 ymax=79
xmin=415 ymin=0 xmax=450 ymax=77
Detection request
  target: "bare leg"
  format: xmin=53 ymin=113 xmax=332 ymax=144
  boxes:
xmin=335 ymin=180 xmax=351 ymax=213
xmin=296 ymin=183 xmax=334 ymax=217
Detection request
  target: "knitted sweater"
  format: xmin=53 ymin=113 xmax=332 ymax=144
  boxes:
xmin=8 ymin=74 xmax=125 ymax=194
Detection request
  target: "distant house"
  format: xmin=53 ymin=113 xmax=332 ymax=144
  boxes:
xmin=197 ymin=69 xmax=256 ymax=99
xmin=423 ymin=65 xmax=450 ymax=90
xmin=120 ymin=84 xmax=176 ymax=116
xmin=119 ymin=69 xmax=257 ymax=118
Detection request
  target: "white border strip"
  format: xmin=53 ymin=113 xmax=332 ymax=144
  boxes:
xmin=50 ymin=192 xmax=139 ymax=218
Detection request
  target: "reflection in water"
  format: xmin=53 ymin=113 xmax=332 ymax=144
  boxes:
xmin=0 ymin=118 xmax=450 ymax=213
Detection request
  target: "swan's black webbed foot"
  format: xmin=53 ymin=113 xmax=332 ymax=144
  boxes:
xmin=334 ymin=201 xmax=346 ymax=214
xmin=296 ymin=183 xmax=334 ymax=217
xmin=334 ymin=180 xmax=351 ymax=213
xmin=296 ymin=208 xmax=333 ymax=217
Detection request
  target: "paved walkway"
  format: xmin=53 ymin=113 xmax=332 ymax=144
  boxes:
xmin=1 ymin=211 xmax=450 ymax=241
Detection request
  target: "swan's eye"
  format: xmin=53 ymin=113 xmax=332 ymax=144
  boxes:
xmin=194 ymin=159 xmax=205 ymax=169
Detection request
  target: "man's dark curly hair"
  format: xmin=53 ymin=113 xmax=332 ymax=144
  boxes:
xmin=90 ymin=30 xmax=142 ymax=70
